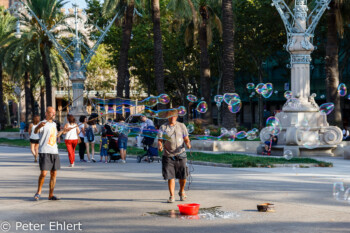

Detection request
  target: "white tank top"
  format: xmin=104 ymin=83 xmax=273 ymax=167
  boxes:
xmin=65 ymin=123 xmax=78 ymax=140
xmin=30 ymin=124 xmax=40 ymax=140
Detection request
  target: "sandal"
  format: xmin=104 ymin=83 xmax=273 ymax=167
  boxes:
xmin=34 ymin=193 xmax=40 ymax=201
xmin=167 ymin=196 xmax=175 ymax=203
xmin=178 ymin=192 xmax=187 ymax=201
xmin=48 ymin=196 xmax=60 ymax=200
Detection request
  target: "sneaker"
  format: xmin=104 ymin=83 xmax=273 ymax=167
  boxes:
xmin=68 ymin=164 xmax=73 ymax=167
xmin=105 ymin=161 xmax=108 ymax=164
xmin=87 ymin=160 xmax=91 ymax=163
xmin=99 ymin=160 xmax=102 ymax=162
xmin=80 ymin=159 xmax=87 ymax=162
xmin=121 ymin=160 xmax=126 ymax=164
xmin=92 ymin=158 xmax=96 ymax=163
xmin=167 ymin=196 xmax=175 ymax=203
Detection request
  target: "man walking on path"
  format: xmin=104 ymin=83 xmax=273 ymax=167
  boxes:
xmin=33 ymin=106 xmax=65 ymax=201
xmin=158 ymin=110 xmax=191 ymax=203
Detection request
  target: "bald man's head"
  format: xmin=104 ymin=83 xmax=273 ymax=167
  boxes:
xmin=46 ymin=106 xmax=56 ymax=121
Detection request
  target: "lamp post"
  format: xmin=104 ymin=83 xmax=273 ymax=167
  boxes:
xmin=259 ymin=0 xmax=343 ymax=156
xmin=9 ymin=1 xmax=122 ymax=117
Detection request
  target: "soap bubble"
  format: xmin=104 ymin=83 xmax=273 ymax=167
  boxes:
xmin=283 ymin=150 xmax=293 ymax=160
xmin=262 ymin=83 xmax=273 ymax=98
xmin=246 ymin=83 xmax=255 ymax=90
xmin=223 ymin=93 xmax=240 ymax=105
xmin=187 ymin=94 xmax=198 ymax=103
xmin=252 ymin=128 xmax=259 ymax=134
xmin=214 ymin=95 xmax=224 ymax=103
xmin=300 ymin=118 xmax=310 ymax=131
xmin=236 ymin=131 xmax=247 ymax=139
xmin=302 ymin=131 xmax=321 ymax=149
xmin=338 ymin=83 xmax=347 ymax=97
xmin=204 ymin=129 xmax=210 ymax=136
xmin=284 ymin=91 xmax=293 ymax=99
xmin=333 ymin=182 xmax=345 ymax=200
xmin=348 ymin=95 xmax=350 ymax=100
xmin=255 ymin=83 xmax=265 ymax=94
xmin=157 ymin=94 xmax=170 ymax=104
xmin=177 ymin=106 xmax=187 ymax=116
xmin=187 ymin=124 xmax=194 ymax=134
xmin=196 ymin=101 xmax=208 ymax=113
xmin=214 ymin=95 xmax=224 ymax=108
xmin=140 ymin=96 xmax=158 ymax=107
xmin=274 ymin=90 xmax=278 ymax=94
xmin=319 ymin=103 xmax=334 ymax=115
xmin=228 ymin=99 xmax=242 ymax=113
xmin=320 ymin=94 xmax=325 ymax=99
xmin=266 ymin=116 xmax=282 ymax=135
xmin=229 ymin=128 xmax=237 ymax=136
xmin=143 ymin=109 xmax=158 ymax=118
xmin=220 ymin=128 xmax=228 ymax=135
xmin=246 ymin=130 xmax=258 ymax=140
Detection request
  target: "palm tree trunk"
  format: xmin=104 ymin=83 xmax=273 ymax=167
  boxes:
xmin=40 ymin=85 xmax=45 ymax=119
xmin=0 ymin=63 xmax=6 ymax=130
xmin=152 ymin=0 xmax=165 ymax=95
xmin=221 ymin=0 xmax=236 ymax=128
xmin=40 ymin=48 xmax=52 ymax=107
xmin=325 ymin=0 xmax=342 ymax=126
xmin=199 ymin=6 xmax=212 ymax=123
xmin=24 ymin=72 xmax=33 ymax=123
xmin=117 ymin=3 xmax=134 ymax=98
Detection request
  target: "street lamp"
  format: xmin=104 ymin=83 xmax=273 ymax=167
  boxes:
xmin=9 ymin=1 xmax=122 ymax=117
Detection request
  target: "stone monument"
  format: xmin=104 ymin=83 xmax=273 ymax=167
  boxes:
xmin=259 ymin=0 xmax=343 ymax=157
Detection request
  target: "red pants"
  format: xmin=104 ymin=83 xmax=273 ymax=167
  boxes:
xmin=65 ymin=139 xmax=79 ymax=164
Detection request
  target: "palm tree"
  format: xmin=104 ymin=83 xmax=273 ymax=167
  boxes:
xmin=168 ymin=0 xmax=222 ymax=123
xmin=221 ymin=0 xmax=235 ymax=128
xmin=152 ymin=0 xmax=165 ymax=95
xmin=16 ymin=0 xmax=67 ymax=108
xmin=325 ymin=0 xmax=350 ymax=127
xmin=0 ymin=8 xmax=16 ymax=130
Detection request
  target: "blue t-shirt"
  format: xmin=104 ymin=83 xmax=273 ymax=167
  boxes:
xmin=20 ymin=122 xmax=26 ymax=130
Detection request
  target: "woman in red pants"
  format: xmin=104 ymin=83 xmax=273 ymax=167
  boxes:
xmin=63 ymin=114 xmax=80 ymax=167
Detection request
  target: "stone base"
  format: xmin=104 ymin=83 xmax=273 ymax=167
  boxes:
xmin=257 ymin=144 xmax=338 ymax=157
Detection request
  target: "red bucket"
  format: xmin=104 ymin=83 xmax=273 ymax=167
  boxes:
xmin=177 ymin=203 xmax=200 ymax=215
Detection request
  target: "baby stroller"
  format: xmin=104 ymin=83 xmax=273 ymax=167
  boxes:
xmin=137 ymin=126 xmax=160 ymax=163
xmin=108 ymin=137 xmax=121 ymax=163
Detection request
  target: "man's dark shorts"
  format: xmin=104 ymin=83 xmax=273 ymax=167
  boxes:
xmin=162 ymin=156 xmax=188 ymax=180
xmin=39 ymin=153 xmax=61 ymax=171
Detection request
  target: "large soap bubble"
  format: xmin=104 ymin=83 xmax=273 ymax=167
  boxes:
xmin=157 ymin=94 xmax=170 ymax=104
xmin=338 ymin=83 xmax=347 ymax=97
xmin=196 ymin=101 xmax=208 ymax=113
xmin=246 ymin=130 xmax=258 ymax=140
xmin=177 ymin=106 xmax=187 ymax=116
xmin=228 ymin=98 xmax=242 ymax=113
xmin=223 ymin=93 xmax=240 ymax=105
xmin=266 ymin=116 xmax=282 ymax=135
xmin=187 ymin=94 xmax=198 ymax=103
xmin=319 ymin=103 xmax=334 ymax=115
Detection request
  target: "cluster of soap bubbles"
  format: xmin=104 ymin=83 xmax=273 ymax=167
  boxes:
xmin=252 ymin=83 xmax=274 ymax=99
xmin=186 ymin=94 xmax=209 ymax=114
xmin=142 ymin=106 xmax=187 ymax=119
xmin=333 ymin=182 xmax=350 ymax=204
xmin=186 ymin=124 xmax=259 ymax=141
xmin=139 ymin=94 xmax=171 ymax=107
xmin=223 ymin=93 xmax=242 ymax=113
xmin=214 ymin=95 xmax=224 ymax=108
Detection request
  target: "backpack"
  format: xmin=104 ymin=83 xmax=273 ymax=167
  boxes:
xmin=86 ymin=127 xmax=95 ymax=142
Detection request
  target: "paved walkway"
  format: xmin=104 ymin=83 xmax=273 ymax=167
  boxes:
xmin=0 ymin=146 xmax=350 ymax=233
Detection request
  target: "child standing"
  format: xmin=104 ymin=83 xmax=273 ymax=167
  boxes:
xmin=100 ymin=133 xmax=109 ymax=163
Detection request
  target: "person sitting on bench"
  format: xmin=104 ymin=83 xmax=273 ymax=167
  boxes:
xmin=264 ymin=132 xmax=278 ymax=153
